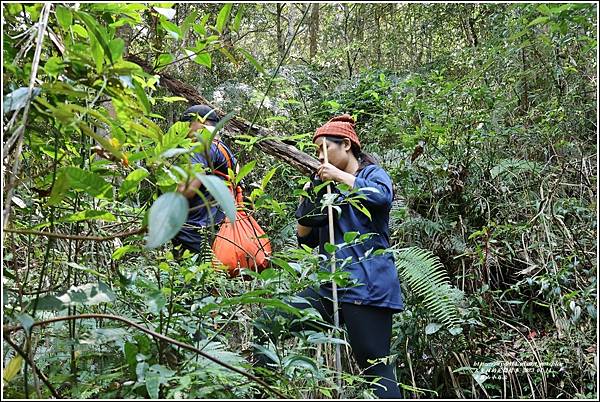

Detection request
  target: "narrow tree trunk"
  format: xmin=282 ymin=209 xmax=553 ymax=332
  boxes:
xmin=343 ymin=4 xmax=353 ymax=78
xmin=309 ymin=3 xmax=319 ymax=61
xmin=285 ymin=4 xmax=296 ymax=56
xmin=374 ymin=5 xmax=382 ymax=65
xmin=276 ymin=4 xmax=284 ymax=57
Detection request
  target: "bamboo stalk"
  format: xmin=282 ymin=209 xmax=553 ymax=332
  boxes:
xmin=322 ymin=138 xmax=343 ymax=396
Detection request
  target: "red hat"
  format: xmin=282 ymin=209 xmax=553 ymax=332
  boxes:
xmin=313 ymin=114 xmax=361 ymax=149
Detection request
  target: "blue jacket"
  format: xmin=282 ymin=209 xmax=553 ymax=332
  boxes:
xmin=175 ymin=140 xmax=236 ymax=247
xmin=297 ymin=164 xmax=404 ymax=312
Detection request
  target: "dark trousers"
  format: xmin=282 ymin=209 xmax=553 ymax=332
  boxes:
xmin=254 ymin=287 xmax=403 ymax=399
xmin=172 ymin=227 xmax=215 ymax=263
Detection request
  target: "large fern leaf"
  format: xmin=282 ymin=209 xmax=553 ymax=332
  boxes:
xmin=394 ymin=246 xmax=464 ymax=337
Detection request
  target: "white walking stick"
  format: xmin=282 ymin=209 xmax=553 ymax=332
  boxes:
xmin=322 ymin=138 xmax=343 ymax=396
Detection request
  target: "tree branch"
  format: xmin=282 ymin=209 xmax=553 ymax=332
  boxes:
xmin=126 ymin=54 xmax=319 ymax=175
xmin=3 ymin=313 xmax=286 ymax=398
xmin=3 ymin=4 xmax=51 ymax=232
xmin=4 ymin=227 xmax=146 ymax=242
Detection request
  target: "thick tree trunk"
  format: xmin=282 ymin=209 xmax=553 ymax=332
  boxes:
xmin=126 ymin=55 xmax=319 ymax=175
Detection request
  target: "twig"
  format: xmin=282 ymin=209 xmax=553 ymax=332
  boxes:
xmin=3 ymin=4 xmax=51 ymax=231
xmin=4 ymin=227 xmax=146 ymax=242
xmin=322 ymin=138 xmax=343 ymax=397
xmin=3 ymin=313 xmax=286 ymax=398
xmin=2 ymin=333 xmax=62 ymax=398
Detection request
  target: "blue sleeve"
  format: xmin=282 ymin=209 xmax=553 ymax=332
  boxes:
xmin=352 ymin=166 xmax=393 ymax=208
xmin=191 ymin=151 xmax=209 ymax=167
xmin=297 ymin=228 xmax=320 ymax=249
xmin=191 ymin=143 xmax=225 ymax=170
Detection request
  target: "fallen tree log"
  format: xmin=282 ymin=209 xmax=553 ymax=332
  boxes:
xmin=126 ymin=55 xmax=319 ymax=175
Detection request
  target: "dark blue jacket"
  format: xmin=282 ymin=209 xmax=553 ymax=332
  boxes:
xmin=298 ymin=164 xmax=404 ymax=312
xmin=175 ymin=140 xmax=236 ymax=248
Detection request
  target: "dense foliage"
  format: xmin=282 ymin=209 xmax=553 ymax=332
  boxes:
xmin=2 ymin=2 xmax=597 ymax=399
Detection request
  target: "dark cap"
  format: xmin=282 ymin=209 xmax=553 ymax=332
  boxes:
xmin=180 ymin=104 xmax=220 ymax=124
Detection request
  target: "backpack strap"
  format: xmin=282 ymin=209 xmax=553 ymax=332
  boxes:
xmin=211 ymin=139 xmax=243 ymax=205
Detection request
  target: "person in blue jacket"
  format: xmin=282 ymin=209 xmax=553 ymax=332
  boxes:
xmin=173 ymin=104 xmax=237 ymax=261
xmin=254 ymin=114 xmax=403 ymax=399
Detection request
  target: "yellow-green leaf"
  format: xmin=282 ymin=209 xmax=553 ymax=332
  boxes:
xmin=3 ymin=355 xmax=23 ymax=382
xmin=216 ymin=4 xmax=233 ymax=33
xmin=55 ymin=5 xmax=72 ymax=29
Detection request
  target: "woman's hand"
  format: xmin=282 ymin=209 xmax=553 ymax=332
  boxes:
xmin=317 ymin=163 xmax=356 ymax=187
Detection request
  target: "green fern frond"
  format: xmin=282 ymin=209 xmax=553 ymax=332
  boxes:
xmin=394 ymin=246 xmax=466 ymax=345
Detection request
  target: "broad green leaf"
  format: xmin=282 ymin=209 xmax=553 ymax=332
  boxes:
xmin=49 ymin=167 xmax=113 ymax=205
xmin=72 ymin=24 xmax=88 ymax=38
xmin=160 ymin=19 xmax=181 ymax=40
xmin=250 ymin=343 xmax=280 ymax=365
xmin=195 ymin=174 xmax=236 ymax=222
xmin=110 ymin=60 xmax=144 ymax=75
xmin=146 ymin=290 xmax=166 ymax=314
xmin=261 ymin=167 xmax=278 ymax=190
xmin=306 ymin=332 xmax=350 ymax=346
xmin=90 ymin=34 xmax=105 ymax=73
xmin=145 ymin=192 xmax=188 ymax=249
xmin=3 ymin=87 xmax=41 ymax=114
xmin=61 ymin=166 xmax=112 ymax=197
xmin=343 ymin=231 xmax=359 ymax=243
xmin=425 ymin=322 xmax=441 ymax=335
xmin=64 ymin=262 xmax=106 ymax=279
xmin=112 ymin=245 xmax=140 ymax=260
xmin=181 ymin=10 xmax=198 ymax=35
xmin=192 ymin=15 xmax=208 ymax=36
xmin=193 ymin=52 xmax=212 ymax=68
xmin=145 ymin=373 xmax=160 ymax=399
xmin=324 ymin=242 xmax=336 ymax=254
xmin=160 ymin=148 xmax=190 ymax=159
xmin=537 ymin=4 xmax=552 ymax=15
xmin=155 ymin=53 xmax=174 ymax=70
xmin=58 ymin=282 xmax=116 ymax=307
xmin=16 ymin=313 xmax=34 ymax=336
xmin=44 ymin=57 xmax=64 ymax=77
xmin=283 ymin=355 xmax=319 ymax=374
xmin=124 ymin=342 xmax=138 ymax=373
xmin=449 ymin=326 xmax=463 ymax=336
xmin=77 ymin=11 xmax=113 ymax=63
xmin=36 ymin=282 xmax=115 ymax=310
xmin=3 ymin=356 xmax=23 ymax=383
xmin=528 ymin=16 xmax=549 ymax=27
xmin=120 ymin=168 xmax=149 ymax=197
xmin=35 ymin=295 xmax=65 ymax=311
xmin=160 ymin=96 xmax=187 ymax=103
xmin=238 ymin=48 xmax=264 ymax=74
xmin=216 ymin=3 xmax=233 ymax=33
xmin=109 ymin=38 xmax=125 ymax=60
xmin=55 ymin=5 xmax=72 ymax=29
xmin=61 ymin=210 xmax=117 ymax=223
xmin=234 ymin=160 xmax=256 ymax=185
xmin=133 ymin=80 xmax=151 ymax=114
xmin=154 ymin=7 xmax=175 ymax=20
xmin=232 ymin=5 xmax=243 ymax=32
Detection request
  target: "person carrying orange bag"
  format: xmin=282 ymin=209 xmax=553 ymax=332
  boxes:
xmin=174 ymin=104 xmax=271 ymax=276
xmin=211 ymin=185 xmax=272 ymax=277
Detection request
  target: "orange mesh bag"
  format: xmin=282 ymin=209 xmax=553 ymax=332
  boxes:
xmin=212 ymin=186 xmax=272 ymax=278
